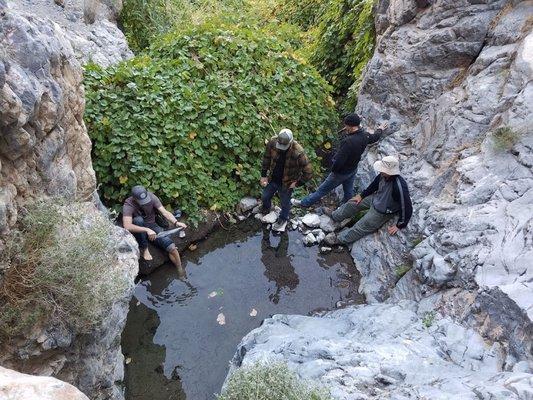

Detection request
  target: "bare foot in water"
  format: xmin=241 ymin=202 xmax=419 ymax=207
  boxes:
xmin=142 ymin=248 xmax=153 ymax=261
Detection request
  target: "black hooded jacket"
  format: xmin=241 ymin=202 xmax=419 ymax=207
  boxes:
xmin=331 ymin=128 xmax=382 ymax=174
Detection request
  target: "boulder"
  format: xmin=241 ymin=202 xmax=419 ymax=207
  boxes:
xmin=319 ymin=214 xmax=337 ymax=233
xmin=237 ymin=197 xmax=259 ymax=214
xmin=228 ymin=302 xmax=533 ymax=400
xmin=301 ymin=213 xmax=321 ymax=228
xmin=261 ymin=211 xmax=278 ymax=224
xmin=303 ymin=233 xmax=317 ymax=246
xmin=0 ymin=367 xmax=89 ymax=400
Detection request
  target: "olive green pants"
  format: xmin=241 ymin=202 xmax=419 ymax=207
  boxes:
xmin=332 ymin=196 xmax=394 ymax=244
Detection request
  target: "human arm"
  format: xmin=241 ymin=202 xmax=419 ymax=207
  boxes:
xmin=367 ymin=122 xmax=388 ymax=144
xmin=157 ymin=206 xmax=187 ymax=229
xmin=360 ymin=175 xmax=381 ymax=198
xmin=260 ymin=140 xmax=274 ymax=182
xmin=122 ymin=215 xmax=157 ymax=240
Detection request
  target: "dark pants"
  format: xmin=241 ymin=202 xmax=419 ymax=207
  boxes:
xmin=300 ymin=171 xmax=356 ymax=206
xmin=132 ymin=216 xmax=176 ymax=253
xmin=261 ymin=181 xmax=293 ymax=221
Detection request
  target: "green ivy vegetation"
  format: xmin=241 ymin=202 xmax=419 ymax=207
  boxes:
xmin=85 ymin=23 xmax=337 ymax=223
xmin=309 ymin=0 xmax=376 ymax=111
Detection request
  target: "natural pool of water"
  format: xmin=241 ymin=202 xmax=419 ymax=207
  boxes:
xmin=122 ymin=219 xmax=363 ymax=400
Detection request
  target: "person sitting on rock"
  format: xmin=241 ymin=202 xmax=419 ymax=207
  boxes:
xmin=292 ymin=113 xmax=386 ymax=208
xmin=330 ymin=155 xmax=412 ymax=244
xmin=122 ymin=185 xmax=187 ymax=272
xmin=260 ymin=128 xmax=312 ymax=232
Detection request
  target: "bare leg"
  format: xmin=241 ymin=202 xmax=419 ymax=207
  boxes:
xmin=142 ymin=248 xmax=153 ymax=261
xmin=169 ymin=249 xmax=185 ymax=278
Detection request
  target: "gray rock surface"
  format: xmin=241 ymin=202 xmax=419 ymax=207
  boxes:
xmin=237 ymin=197 xmax=259 ymax=214
xmin=302 ymin=213 xmax=321 ymax=228
xmin=227 ymin=1 xmax=533 ymax=398
xmin=0 ymin=366 xmax=90 ymax=400
xmin=228 ymin=302 xmax=533 ymax=400
xmin=0 ymin=203 xmax=138 ymax=400
xmin=9 ymin=0 xmax=132 ymax=66
xmin=0 ymin=5 xmax=97 ymax=234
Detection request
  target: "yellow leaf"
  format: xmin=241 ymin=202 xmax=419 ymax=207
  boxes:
xmin=119 ymin=175 xmax=128 ymax=184
xmin=324 ymin=142 xmax=332 ymax=150
xmin=210 ymin=204 xmax=218 ymax=211
xmin=189 ymin=132 xmax=197 ymax=140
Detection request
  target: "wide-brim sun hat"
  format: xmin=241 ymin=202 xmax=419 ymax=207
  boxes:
xmin=373 ymin=155 xmax=400 ymax=175
xmin=276 ymin=128 xmax=294 ymax=151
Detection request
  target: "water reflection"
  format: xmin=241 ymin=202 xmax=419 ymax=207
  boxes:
xmin=261 ymin=229 xmax=299 ymax=304
xmin=122 ymin=220 xmax=364 ymax=400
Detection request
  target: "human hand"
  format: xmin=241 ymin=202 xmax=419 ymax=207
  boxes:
xmin=388 ymin=225 xmax=399 ymax=235
xmin=175 ymin=221 xmax=187 ymax=229
xmin=350 ymin=194 xmax=362 ymax=204
xmin=146 ymin=228 xmax=157 ymax=241
xmin=260 ymin=177 xmax=268 ymax=187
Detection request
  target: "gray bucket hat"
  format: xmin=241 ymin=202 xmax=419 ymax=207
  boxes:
xmin=132 ymin=185 xmax=151 ymax=205
xmin=374 ymin=156 xmax=400 ymax=175
xmin=276 ymin=128 xmax=293 ymax=151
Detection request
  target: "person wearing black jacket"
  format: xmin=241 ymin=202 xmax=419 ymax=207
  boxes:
xmin=331 ymin=155 xmax=412 ymax=244
xmin=292 ymin=113 xmax=386 ymax=207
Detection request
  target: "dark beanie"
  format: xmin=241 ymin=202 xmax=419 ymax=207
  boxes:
xmin=343 ymin=113 xmax=361 ymax=127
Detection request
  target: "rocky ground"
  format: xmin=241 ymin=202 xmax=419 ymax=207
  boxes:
xmin=227 ymin=1 xmax=533 ymax=398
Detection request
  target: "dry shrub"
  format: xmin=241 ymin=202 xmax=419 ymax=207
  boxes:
xmin=0 ymin=199 xmax=129 ymax=340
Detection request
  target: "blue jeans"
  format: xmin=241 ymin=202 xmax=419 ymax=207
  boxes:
xmin=262 ymin=182 xmax=293 ymax=221
xmin=132 ymin=216 xmax=176 ymax=253
xmin=300 ymin=171 xmax=356 ymax=207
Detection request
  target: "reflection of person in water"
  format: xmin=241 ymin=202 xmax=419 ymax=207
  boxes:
xmin=261 ymin=229 xmax=299 ymax=304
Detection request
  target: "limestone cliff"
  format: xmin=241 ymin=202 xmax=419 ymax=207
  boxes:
xmin=229 ymin=1 xmax=533 ymax=398
xmin=0 ymin=2 xmax=137 ymax=400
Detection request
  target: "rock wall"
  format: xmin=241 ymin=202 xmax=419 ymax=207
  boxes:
xmin=228 ymin=1 xmax=533 ymax=398
xmin=0 ymin=2 xmax=137 ymax=400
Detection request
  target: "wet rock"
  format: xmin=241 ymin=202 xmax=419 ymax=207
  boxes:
xmin=324 ymin=233 xmax=338 ymax=246
xmin=228 ymin=302 xmax=533 ymax=400
xmin=320 ymin=247 xmax=332 ymax=254
xmin=237 ymin=197 xmax=258 ymax=214
xmin=261 ymin=211 xmax=278 ymax=224
xmin=303 ymin=233 xmax=316 ymax=246
xmin=301 ymin=213 xmax=321 ymax=228
xmin=0 ymin=366 xmax=89 ymax=400
xmin=319 ymin=214 xmax=336 ymax=233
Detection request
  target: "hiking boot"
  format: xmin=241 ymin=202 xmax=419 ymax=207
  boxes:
xmin=272 ymin=218 xmax=288 ymax=232
xmin=290 ymin=198 xmax=303 ymax=207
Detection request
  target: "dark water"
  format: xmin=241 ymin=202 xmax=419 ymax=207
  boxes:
xmin=122 ymin=219 xmax=363 ymax=400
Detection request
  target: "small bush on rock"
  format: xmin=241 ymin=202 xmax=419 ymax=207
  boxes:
xmin=0 ymin=200 xmax=129 ymax=339
xmin=85 ymin=23 xmax=337 ymax=222
xmin=492 ymin=126 xmax=520 ymax=151
xmin=218 ymin=362 xmax=332 ymax=400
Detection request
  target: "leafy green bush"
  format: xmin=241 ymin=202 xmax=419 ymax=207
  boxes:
xmin=218 ymin=362 xmax=332 ymax=400
xmin=277 ymin=0 xmax=329 ymax=31
xmin=309 ymin=0 xmax=375 ymax=110
xmin=84 ymin=23 xmax=337 ymax=222
xmin=0 ymin=200 xmax=130 ymax=339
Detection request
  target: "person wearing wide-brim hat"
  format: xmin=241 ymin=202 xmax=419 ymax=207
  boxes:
xmin=329 ymin=155 xmax=413 ymax=244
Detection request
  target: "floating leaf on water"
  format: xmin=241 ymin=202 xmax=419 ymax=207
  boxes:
xmin=125 ymin=357 xmax=132 ymax=364
xmin=249 ymin=308 xmax=258 ymax=317
xmin=189 ymin=244 xmax=197 ymax=251
xmin=217 ymin=313 xmax=226 ymax=325
xmin=208 ymin=291 xmax=217 ymax=298
xmin=136 ymin=301 xmax=140 ymax=306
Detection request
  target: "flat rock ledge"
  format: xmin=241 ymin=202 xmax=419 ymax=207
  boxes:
xmin=227 ymin=301 xmax=533 ymax=400
xmin=0 ymin=366 xmax=89 ymax=400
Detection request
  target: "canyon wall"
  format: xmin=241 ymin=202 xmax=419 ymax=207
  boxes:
xmin=229 ymin=1 xmax=532 ymax=398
